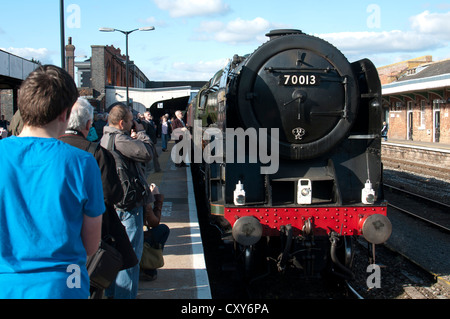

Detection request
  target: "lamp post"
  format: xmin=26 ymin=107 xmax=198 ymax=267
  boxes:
xmin=60 ymin=0 xmax=65 ymax=69
xmin=99 ymin=26 xmax=155 ymax=109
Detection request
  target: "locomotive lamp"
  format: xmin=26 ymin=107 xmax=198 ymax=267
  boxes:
xmin=361 ymin=179 xmax=375 ymax=204
xmin=297 ymin=179 xmax=312 ymax=204
xmin=233 ymin=181 xmax=246 ymax=206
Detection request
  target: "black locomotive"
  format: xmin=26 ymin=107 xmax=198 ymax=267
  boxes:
xmin=186 ymin=29 xmax=392 ymax=280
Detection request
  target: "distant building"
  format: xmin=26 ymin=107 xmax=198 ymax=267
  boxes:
xmin=380 ymin=57 xmax=450 ymax=144
xmin=74 ymin=44 xmax=149 ymax=111
xmin=377 ymin=56 xmax=433 ymax=85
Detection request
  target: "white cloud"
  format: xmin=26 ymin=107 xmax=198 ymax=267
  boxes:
xmin=153 ymin=0 xmax=230 ymax=18
xmin=141 ymin=16 xmax=167 ymax=28
xmin=144 ymin=57 xmax=228 ymax=81
xmin=197 ymin=17 xmax=271 ymax=44
xmin=198 ymin=20 xmax=224 ymax=32
xmin=410 ymin=10 xmax=450 ymax=39
xmin=173 ymin=58 xmax=228 ymax=74
xmin=0 ymin=47 xmax=52 ymax=63
xmin=317 ymin=10 xmax=450 ymax=58
xmin=319 ymin=30 xmax=442 ymax=55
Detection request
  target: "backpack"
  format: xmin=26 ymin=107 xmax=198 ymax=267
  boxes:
xmin=85 ymin=140 xmax=100 ymax=155
xmin=106 ymin=133 xmax=148 ymax=211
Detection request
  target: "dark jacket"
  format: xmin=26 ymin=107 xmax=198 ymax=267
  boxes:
xmin=59 ymin=131 xmax=138 ymax=270
xmin=101 ymin=125 xmax=155 ymax=205
xmin=171 ymin=117 xmax=185 ymax=131
xmin=171 ymin=118 xmax=187 ymax=141
xmin=101 ymin=126 xmax=153 ymax=164
xmin=142 ymin=119 xmax=157 ymax=144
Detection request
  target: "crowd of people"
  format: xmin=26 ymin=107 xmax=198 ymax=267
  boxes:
xmin=0 ymin=64 xmax=188 ymax=299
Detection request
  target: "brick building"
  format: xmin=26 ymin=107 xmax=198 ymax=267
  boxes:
xmin=377 ymin=56 xmax=433 ymax=85
xmin=74 ymin=43 xmax=149 ymax=111
xmin=380 ymin=57 xmax=450 ymax=144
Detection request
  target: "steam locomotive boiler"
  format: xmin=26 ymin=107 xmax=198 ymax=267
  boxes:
xmin=187 ymin=29 xmax=392 ymax=280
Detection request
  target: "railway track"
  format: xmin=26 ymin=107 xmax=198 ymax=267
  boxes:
xmin=381 ymin=183 xmax=450 ymax=295
xmin=384 ymin=183 xmax=450 ymax=233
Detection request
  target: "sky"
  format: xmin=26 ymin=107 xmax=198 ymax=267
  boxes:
xmin=1 ymin=0 xmax=450 ymax=82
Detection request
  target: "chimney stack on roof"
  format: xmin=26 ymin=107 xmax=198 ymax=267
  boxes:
xmin=65 ymin=37 xmax=75 ymax=79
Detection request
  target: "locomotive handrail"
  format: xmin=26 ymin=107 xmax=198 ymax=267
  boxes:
xmin=348 ymin=134 xmax=377 ymax=139
xmin=264 ymin=66 xmax=335 ymax=73
xmin=342 ymin=75 xmax=349 ymax=119
xmin=309 ymin=110 xmax=345 ymax=117
xmin=205 ymin=85 xmax=219 ymax=94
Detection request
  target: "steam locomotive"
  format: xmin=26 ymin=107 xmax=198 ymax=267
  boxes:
xmin=186 ymin=29 xmax=392 ymax=280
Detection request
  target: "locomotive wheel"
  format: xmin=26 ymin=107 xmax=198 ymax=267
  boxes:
xmin=235 ymin=31 xmax=359 ymax=160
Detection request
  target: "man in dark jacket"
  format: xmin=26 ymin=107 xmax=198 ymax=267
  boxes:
xmin=100 ymin=104 xmax=155 ymax=299
xmin=59 ymin=98 xmax=138 ymax=298
xmin=141 ymin=111 xmax=161 ymax=174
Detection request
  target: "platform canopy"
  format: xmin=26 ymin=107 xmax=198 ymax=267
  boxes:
xmin=0 ymin=50 xmax=39 ymax=89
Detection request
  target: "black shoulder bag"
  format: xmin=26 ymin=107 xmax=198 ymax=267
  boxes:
xmin=84 ymin=141 xmax=124 ymax=290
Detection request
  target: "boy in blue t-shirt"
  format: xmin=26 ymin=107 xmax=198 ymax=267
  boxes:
xmin=0 ymin=65 xmax=104 ymax=299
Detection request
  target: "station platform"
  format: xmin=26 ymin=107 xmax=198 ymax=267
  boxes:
xmin=382 ymin=138 xmax=450 ymax=152
xmin=137 ymin=140 xmax=211 ymax=299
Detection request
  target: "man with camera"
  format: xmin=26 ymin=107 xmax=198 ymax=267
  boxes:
xmin=136 ymin=113 xmax=161 ymax=175
xmin=101 ymin=104 xmax=156 ymax=299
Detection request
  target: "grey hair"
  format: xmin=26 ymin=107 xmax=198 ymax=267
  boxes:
xmin=67 ymin=97 xmax=94 ymax=131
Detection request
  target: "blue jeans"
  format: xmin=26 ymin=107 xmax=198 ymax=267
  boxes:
xmin=161 ymin=133 xmax=169 ymax=150
xmin=106 ymin=206 xmax=143 ymax=299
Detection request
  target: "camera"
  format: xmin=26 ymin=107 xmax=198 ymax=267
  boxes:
xmin=131 ymin=118 xmax=142 ymax=130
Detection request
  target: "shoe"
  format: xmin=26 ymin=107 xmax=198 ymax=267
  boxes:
xmin=140 ymin=272 xmax=157 ymax=282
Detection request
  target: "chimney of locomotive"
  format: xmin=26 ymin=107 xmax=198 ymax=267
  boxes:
xmin=266 ymin=29 xmax=303 ymax=40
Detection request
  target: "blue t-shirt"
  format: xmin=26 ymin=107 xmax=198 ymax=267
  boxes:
xmin=0 ymin=137 xmax=105 ymax=299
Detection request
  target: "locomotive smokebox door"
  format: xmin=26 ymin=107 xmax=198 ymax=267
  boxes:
xmin=235 ymin=31 xmax=359 ymax=160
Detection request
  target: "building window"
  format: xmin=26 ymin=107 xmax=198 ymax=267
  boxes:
xmin=106 ymin=61 xmax=112 ymax=85
xmin=433 ymin=99 xmax=441 ymax=111
xmin=420 ymin=100 xmax=425 ymax=128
